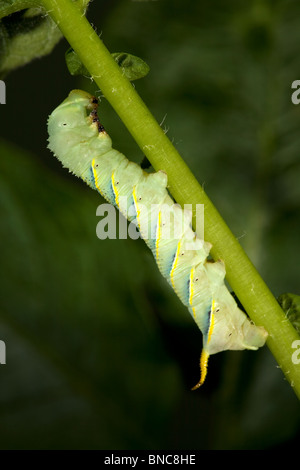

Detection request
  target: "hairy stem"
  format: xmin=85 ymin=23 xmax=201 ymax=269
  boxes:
xmin=39 ymin=0 xmax=300 ymax=398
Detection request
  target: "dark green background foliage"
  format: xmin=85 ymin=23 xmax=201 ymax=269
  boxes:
xmin=0 ymin=0 xmax=299 ymax=449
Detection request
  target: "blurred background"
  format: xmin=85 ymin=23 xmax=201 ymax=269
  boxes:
xmin=0 ymin=0 xmax=300 ymax=449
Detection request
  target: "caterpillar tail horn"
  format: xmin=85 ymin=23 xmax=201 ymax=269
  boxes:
xmin=191 ymin=349 xmax=210 ymax=390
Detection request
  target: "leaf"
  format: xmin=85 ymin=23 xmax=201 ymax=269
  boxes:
xmin=65 ymin=47 xmax=90 ymax=77
xmin=0 ymin=1 xmax=90 ymax=77
xmin=112 ymin=52 xmax=150 ymax=81
xmin=0 ymin=1 xmax=35 ymax=18
xmin=0 ymin=7 xmax=61 ymax=77
xmin=278 ymin=293 xmax=300 ymax=334
xmin=65 ymin=48 xmax=150 ymax=81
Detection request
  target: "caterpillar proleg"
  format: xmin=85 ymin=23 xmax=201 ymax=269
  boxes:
xmin=47 ymin=89 xmax=268 ymax=388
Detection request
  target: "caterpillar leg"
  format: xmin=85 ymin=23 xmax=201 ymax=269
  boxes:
xmin=191 ymin=348 xmax=210 ymax=390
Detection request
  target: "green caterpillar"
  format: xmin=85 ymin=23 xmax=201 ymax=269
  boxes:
xmin=47 ymin=89 xmax=268 ymax=388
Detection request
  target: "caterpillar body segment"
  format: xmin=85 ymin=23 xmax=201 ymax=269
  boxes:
xmin=48 ymin=90 xmax=268 ymax=388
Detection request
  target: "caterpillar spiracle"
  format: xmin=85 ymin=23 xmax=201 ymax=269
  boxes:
xmin=47 ymin=90 xmax=268 ymax=388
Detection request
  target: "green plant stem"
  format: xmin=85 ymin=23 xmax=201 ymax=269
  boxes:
xmin=39 ymin=0 xmax=300 ymax=398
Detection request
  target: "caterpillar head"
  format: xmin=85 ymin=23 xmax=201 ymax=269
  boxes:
xmin=48 ymin=90 xmax=112 ymax=179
